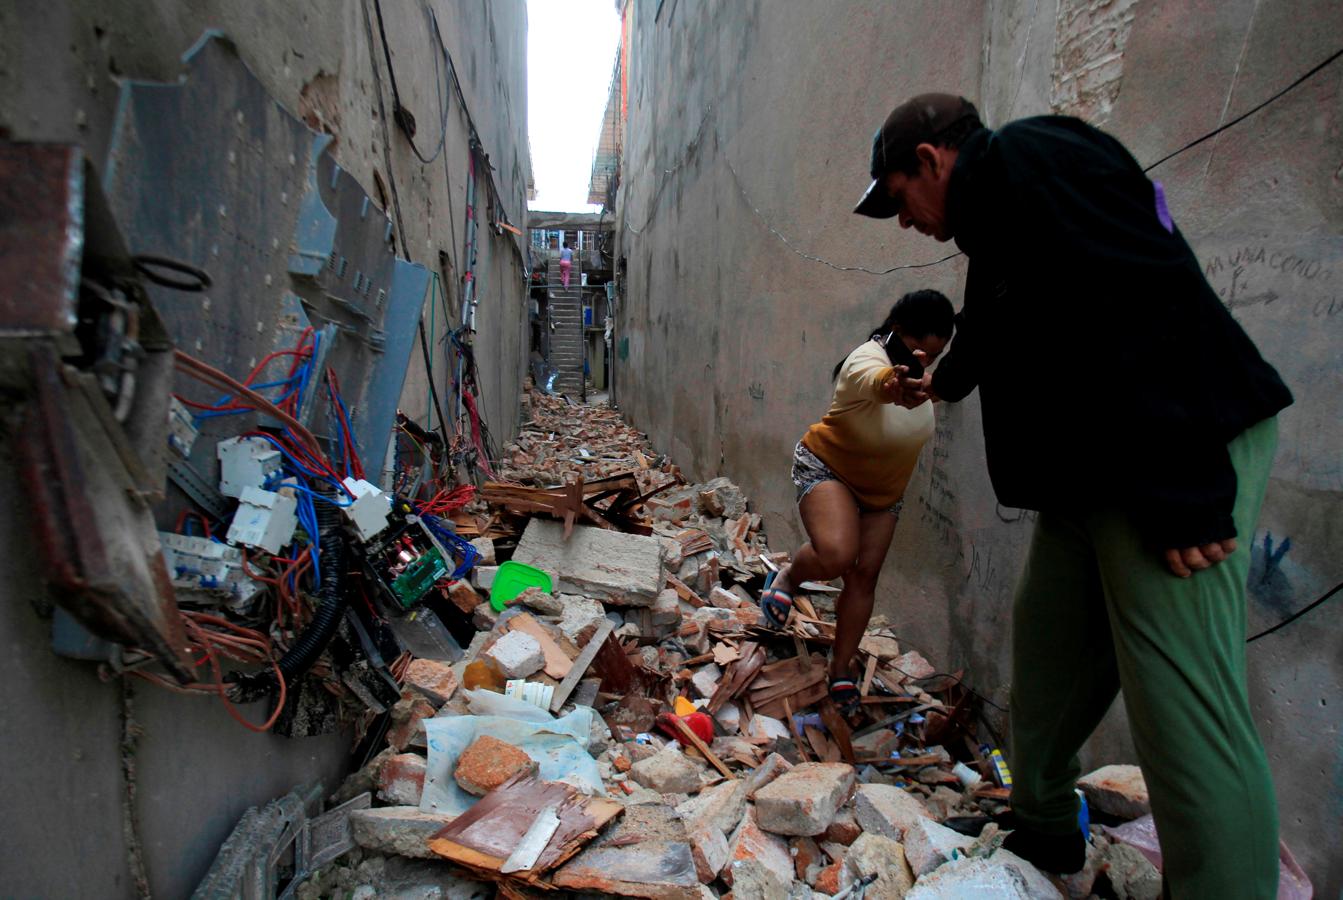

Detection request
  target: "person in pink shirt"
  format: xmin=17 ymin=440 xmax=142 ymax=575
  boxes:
xmin=559 ymin=241 xmax=573 ymax=287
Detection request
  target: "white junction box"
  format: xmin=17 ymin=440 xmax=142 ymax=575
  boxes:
xmin=341 ymin=476 xmax=391 ymax=541
xmin=167 ymin=396 xmax=199 ymax=459
xmin=226 ymin=486 xmax=298 ymax=554
xmin=217 ymin=436 xmax=283 ymax=498
xmin=158 ymin=532 xmax=264 ymax=610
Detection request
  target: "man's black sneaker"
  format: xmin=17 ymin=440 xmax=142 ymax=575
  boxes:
xmin=1002 ymin=823 xmax=1087 ymax=874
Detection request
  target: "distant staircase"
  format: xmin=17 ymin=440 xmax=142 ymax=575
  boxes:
xmin=547 ymin=254 xmax=584 ymax=398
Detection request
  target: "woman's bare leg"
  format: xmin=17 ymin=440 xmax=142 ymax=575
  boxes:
xmin=828 ymin=509 xmax=899 ymax=681
xmin=772 ymin=480 xmax=861 ymax=595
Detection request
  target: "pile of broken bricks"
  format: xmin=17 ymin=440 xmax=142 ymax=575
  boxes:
xmin=297 ymin=391 xmax=1182 ymax=899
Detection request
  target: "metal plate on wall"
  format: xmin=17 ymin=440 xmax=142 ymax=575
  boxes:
xmin=102 ymin=31 xmax=424 ymax=496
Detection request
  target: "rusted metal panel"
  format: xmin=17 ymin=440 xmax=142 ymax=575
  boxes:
xmin=0 ymin=143 xmax=82 ymax=333
xmin=18 ymin=344 xmax=194 ymax=679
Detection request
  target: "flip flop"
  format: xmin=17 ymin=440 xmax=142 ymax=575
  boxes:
xmin=829 ymin=677 xmax=861 ymax=716
xmin=758 ymin=570 xmax=793 ymax=630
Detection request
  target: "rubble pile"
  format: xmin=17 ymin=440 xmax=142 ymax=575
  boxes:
xmin=298 ymin=390 xmax=1168 ymax=899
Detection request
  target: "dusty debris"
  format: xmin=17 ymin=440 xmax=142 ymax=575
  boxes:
xmin=551 ymin=803 xmax=701 ymax=898
xmin=295 ymin=388 xmax=1169 ymax=898
xmin=349 ymin=806 xmax=456 ymax=859
xmin=428 ymin=771 xmax=624 ymax=890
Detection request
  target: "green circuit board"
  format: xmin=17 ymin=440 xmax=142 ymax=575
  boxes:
xmin=390 ymin=546 xmax=450 ymax=607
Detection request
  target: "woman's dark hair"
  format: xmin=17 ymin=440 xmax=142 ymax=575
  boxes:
xmin=832 ymin=289 xmax=955 ymax=380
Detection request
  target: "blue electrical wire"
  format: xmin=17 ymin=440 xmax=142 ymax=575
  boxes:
xmin=268 ymin=479 xmax=353 ymax=507
xmin=247 ymin=432 xmax=347 ymax=494
xmin=190 ymin=374 xmax=304 ymax=423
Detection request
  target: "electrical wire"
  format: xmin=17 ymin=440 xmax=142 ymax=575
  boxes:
xmin=369 ymin=0 xmax=451 ymax=164
xmin=174 ymin=350 xmax=326 ymax=462
xmin=1246 ymin=580 xmax=1342 ymax=643
xmin=1142 ymin=46 xmax=1343 ymax=173
xmin=628 ymin=47 xmax=1343 ymax=277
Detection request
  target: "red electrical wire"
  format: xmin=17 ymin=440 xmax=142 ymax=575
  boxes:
xmin=418 ymin=484 xmax=476 ymax=516
xmin=326 ymin=367 xmax=365 ymax=480
xmin=174 ymin=509 xmax=214 ymax=539
xmin=461 ymin=390 xmax=494 ymax=478
xmin=174 ymin=333 xmax=315 ymax=412
xmin=128 ymin=611 xmax=286 ymax=733
xmin=174 ymin=350 xmax=327 ymax=462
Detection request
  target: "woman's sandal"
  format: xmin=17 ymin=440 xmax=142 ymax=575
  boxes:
xmin=758 ymin=570 xmax=793 ymax=630
xmin=829 ymin=677 xmax=862 ymax=716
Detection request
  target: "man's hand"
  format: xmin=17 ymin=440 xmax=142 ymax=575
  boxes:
xmin=878 ymin=366 xmax=913 ymax=403
xmin=879 ymin=350 xmax=933 ymax=408
xmin=1164 ymin=539 xmax=1237 ymax=578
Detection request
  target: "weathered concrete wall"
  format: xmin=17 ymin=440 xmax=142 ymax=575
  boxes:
xmin=613 ymin=0 xmax=1342 ymax=890
xmin=0 ymin=1 xmax=528 ymax=895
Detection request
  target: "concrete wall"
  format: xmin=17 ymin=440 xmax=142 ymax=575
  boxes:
xmin=612 ymin=0 xmax=1342 ymax=890
xmin=0 ymin=1 xmax=529 ymax=896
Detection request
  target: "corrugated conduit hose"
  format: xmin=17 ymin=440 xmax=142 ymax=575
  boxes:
xmin=230 ymin=485 xmax=348 ymax=704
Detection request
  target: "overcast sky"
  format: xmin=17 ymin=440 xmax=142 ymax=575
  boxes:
xmin=527 ymin=0 xmax=622 ymax=212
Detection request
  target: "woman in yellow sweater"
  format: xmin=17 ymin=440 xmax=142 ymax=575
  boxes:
xmin=760 ymin=289 xmax=954 ymax=713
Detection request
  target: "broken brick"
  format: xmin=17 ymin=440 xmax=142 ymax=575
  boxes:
xmin=723 ymin=806 xmax=793 ymax=897
xmin=754 ymin=762 xmax=855 ymax=836
xmin=402 ymin=658 xmax=459 ymax=704
xmin=447 ymin=579 xmax=481 ymax=615
xmin=630 ymin=745 xmax=704 ymax=794
xmin=822 ymin=807 xmax=862 ymax=845
xmin=790 ymin=835 xmax=824 ymax=882
xmin=386 ymin=695 xmax=436 ymax=752
xmin=852 ymin=782 xmax=935 ymax=841
xmin=482 ymin=630 xmax=545 ymax=679
xmin=841 ymin=833 xmax=914 ymax=900
xmin=677 ymin=777 xmax=748 ymax=836
xmin=453 ymin=735 xmax=537 ymax=796
xmin=689 ymin=822 xmax=729 ymax=883
xmin=1078 ymin=764 xmax=1150 ymax=820
xmin=903 ymin=816 xmax=975 ymax=877
xmin=376 ymin=752 xmax=427 ymax=806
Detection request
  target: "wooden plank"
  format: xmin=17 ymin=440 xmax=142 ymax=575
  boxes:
xmin=712 ymin=643 xmax=741 ymax=666
xmin=860 ymin=655 xmax=878 ymax=696
xmin=783 ymin=696 xmax=809 ymax=762
xmin=819 ymin=698 xmax=856 ymax=765
xmin=708 ymin=642 xmax=765 ymax=713
xmin=666 ymin=574 xmax=706 ymax=608
xmin=668 ymin=715 xmax=736 ymax=780
xmin=549 ymin=619 xmax=615 ymax=713
xmin=856 ymin=753 xmax=946 ymax=768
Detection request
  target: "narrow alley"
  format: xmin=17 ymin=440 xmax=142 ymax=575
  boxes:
xmin=1 ymin=1 xmax=1340 ymax=898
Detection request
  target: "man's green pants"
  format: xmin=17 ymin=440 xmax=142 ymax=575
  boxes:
xmin=1009 ymin=417 xmax=1279 ymax=898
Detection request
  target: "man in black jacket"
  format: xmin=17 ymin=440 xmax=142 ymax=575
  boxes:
xmin=855 ymin=94 xmax=1291 ymax=897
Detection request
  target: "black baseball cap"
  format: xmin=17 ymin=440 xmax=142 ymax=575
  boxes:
xmin=854 ymin=93 xmax=980 ymax=219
